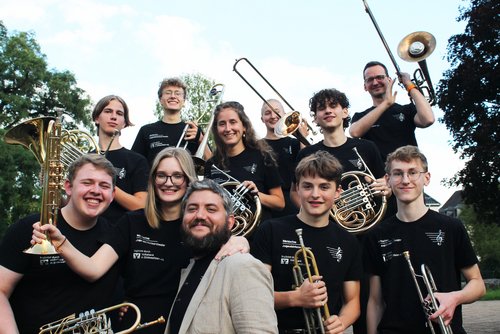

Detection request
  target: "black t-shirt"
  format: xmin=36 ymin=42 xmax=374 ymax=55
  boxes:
xmin=102 ymin=147 xmax=149 ymax=224
xmin=296 ymin=137 xmax=385 ymax=179
xmin=204 ymin=147 xmax=283 ymax=221
xmin=0 ymin=213 xmax=119 ymax=334
xmin=251 ymin=215 xmax=363 ymax=330
xmin=105 ymin=211 xmax=190 ymax=333
xmin=363 ymin=210 xmax=478 ymax=334
xmin=351 ymin=103 xmax=417 ymax=161
xmin=131 ymin=121 xmax=201 ymax=166
xmin=264 ymin=137 xmax=300 ymax=191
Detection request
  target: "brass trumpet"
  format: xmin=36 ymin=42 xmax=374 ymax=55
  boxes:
xmin=233 ymin=57 xmax=316 ymax=146
xmin=403 ymin=251 xmax=453 ymax=334
xmin=39 ymin=302 xmax=165 ymax=334
xmin=293 ymin=228 xmax=330 ymax=334
xmin=362 ymin=0 xmax=437 ymax=105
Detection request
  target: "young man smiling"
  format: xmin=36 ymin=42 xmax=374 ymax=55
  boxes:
xmin=252 ymin=151 xmax=362 ymax=334
xmin=364 ymin=146 xmax=485 ymax=334
xmin=0 ymin=154 xmax=119 ymax=333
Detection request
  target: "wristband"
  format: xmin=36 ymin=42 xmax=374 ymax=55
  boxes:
xmin=56 ymin=236 xmax=67 ymax=252
xmin=406 ymin=83 xmax=417 ymax=93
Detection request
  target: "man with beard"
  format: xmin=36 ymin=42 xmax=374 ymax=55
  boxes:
xmin=165 ymin=179 xmax=278 ymax=334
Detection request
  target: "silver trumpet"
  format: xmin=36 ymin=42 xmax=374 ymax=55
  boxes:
xmin=403 ymin=251 xmax=453 ymax=334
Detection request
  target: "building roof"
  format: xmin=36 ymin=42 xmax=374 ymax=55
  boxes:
xmin=439 ymin=190 xmax=463 ymax=213
xmin=424 ymin=192 xmax=441 ymax=207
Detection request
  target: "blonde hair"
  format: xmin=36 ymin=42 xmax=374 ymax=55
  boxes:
xmin=144 ymin=147 xmax=197 ymax=228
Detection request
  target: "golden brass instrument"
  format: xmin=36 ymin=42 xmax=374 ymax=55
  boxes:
xmin=293 ymin=228 xmax=330 ymax=334
xmin=39 ymin=302 xmax=165 ymax=334
xmin=362 ymin=0 xmax=437 ymax=105
xmin=330 ymin=147 xmax=387 ymax=233
xmin=176 ymin=83 xmax=225 ymax=175
xmin=209 ymin=164 xmax=262 ymax=237
xmin=403 ymin=251 xmax=453 ymax=334
xmin=233 ymin=57 xmax=315 ymax=146
xmin=4 ymin=114 xmax=100 ymax=254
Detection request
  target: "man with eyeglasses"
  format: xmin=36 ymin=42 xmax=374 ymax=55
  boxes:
xmin=350 ymin=61 xmax=435 ymax=162
xmin=363 ymin=145 xmax=485 ymax=334
xmin=132 ymin=77 xmax=210 ymax=166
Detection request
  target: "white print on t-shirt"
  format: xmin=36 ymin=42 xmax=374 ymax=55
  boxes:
xmin=39 ymin=255 xmax=65 ymax=266
xmin=348 ymin=158 xmax=364 ymax=171
xmin=135 ymin=234 xmax=166 ymax=247
xmin=327 ymin=246 xmax=343 ymax=263
xmin=425 ymin=229 xmax=445 ymax=246
xmin=378 ymin=237 xmax=400 ymax=263
xmin=114 ymin=167 xmax=126 ymax=180
xmin=243 ymin=163 xmax=258 ymax=175
xmin=132 ymin=249 xmax=164 ymax=261
xmin=280 ymin=255 xmax=295 ymax=265
xmin=393 ymin=113 xmax=405 ymax=122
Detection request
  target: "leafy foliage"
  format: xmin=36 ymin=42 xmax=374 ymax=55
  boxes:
xmin=0 ymin=21 xmax=93 ymax=238
xmin=436 ymin=0 xmax=500 ymax=225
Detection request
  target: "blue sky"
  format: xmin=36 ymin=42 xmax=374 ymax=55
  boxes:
xmin=1 ymin=0 xmax=468 ymax=204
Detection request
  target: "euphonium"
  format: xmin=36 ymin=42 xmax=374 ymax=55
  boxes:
xmin=292 ymin=228 xmax=330 ymax=334
xmin=330 ymin=147 xmax=387 ymax=233
xmin=403 ymin=251 xmax=453 ymax=334
xmin=38 ymin=302 xmax=165 ymax=334
xmin=209 ymin=164 xmax=262 ymax=237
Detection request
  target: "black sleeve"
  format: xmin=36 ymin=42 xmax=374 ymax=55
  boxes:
xmin=131 ymin=126 xmax=147 ymax=158
xmin=129 ymin=154 xmax=150 ymax=193
xmin=250 ymin=220 xmax=274 ymax=266
xmin=0 ymin=214 xmax=38 ymax=273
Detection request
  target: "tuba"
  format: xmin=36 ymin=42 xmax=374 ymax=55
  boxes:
xmin=209 ymin=164 xmax=262 ymax=237
xmin=330 ymin=148 xmax=387 ymax=233
xmin=362 ymin=0 xmax=437 ymax=105
xmin=293 ymin=228 xmax=330 ymax=334
xmin=38 ymin=302 xmax=165 ymax=334
xmin=4 ymin=113 xmax=100 ymax=254
xmin=403 ymin=252 xmax=454 ymax=334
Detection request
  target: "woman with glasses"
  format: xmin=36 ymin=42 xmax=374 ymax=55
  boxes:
xmin=204 ymin=101 xmax=285 ymax=223
xmin=32 ymin=147 xmax=248 ymax=333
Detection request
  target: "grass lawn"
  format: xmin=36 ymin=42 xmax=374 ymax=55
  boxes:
xmin=481 ymin=288 xmax=500 ymax=301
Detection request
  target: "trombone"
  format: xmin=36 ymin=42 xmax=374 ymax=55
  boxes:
xmin=293 ymin=228 xmax=330 ymax=334
xmin=233 ymin=57 xmax=316 ymax=146
xmin=403 ymin=251 xmax=453 ymax=334
xmin=362 ymin=0 xmax=437 ymax=105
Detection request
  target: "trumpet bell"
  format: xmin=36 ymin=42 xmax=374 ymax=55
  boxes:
xmin=397 ymin=31 xmax=436 ymax=63
xmin=274 ymin=111 xmax=302 ymax=138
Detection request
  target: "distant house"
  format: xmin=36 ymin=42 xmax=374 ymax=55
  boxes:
xmin=424 ymin=192 xmax=441 ymax=211
xmin=439 ymin=190 xmax=464 ymax=218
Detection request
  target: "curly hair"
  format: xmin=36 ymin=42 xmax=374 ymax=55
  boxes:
xmin=211 ymin=101 xmax=277 ymax=169
xmin=157 ymin=77 xmax=187 ymax=99
xmin=309 ymin=88 xmax=351 ymax=129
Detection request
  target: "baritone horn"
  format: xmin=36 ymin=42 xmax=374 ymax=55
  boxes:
xmin=233 ymin=57 xmax=315 ymax=146
xmin=38 ymin=302 xmax=165 ymax=334
xmin=293 ymin=228 xmax=330 ymax=334
xmin=403 ymin=251 xmax=453 ymax=334
xmin=330 ymin=147 xmax=387 ymax=234
xmin=362 ymin=0 xmax=437 ymax=105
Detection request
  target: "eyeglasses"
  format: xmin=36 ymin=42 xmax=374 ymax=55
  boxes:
xmin=389 ymin=170 xmax=426 ymax=182
xmin=154 ymin=173 xmax=186 ymax=186
xmin=162 ymin=90 xmax=184 ymax=98
xmin=364 ymin=74 xmax=387 ymax=84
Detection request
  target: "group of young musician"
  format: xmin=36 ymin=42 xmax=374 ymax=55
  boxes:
xmin=0 ymin=61 xmax=486 ymax=334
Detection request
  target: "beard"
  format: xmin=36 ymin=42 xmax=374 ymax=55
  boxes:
xmin=182 ymin=220 xmax=232 ymax=258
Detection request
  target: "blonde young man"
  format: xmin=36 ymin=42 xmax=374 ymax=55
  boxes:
xmin=252 ymin=151 xmax=362 ymax=334
xmin=0 ymin=154 xmax=118 ymax=334
xmin=132 ymin=77 xmax=210 ymax=166
xmin=364 ymin=145 xmax=485 ymax=334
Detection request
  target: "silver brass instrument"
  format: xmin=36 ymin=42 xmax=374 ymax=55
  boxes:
xmin=39 ymin=302 xmax=165 ymax=334
xmin=209 ymin=164 xmax=262 ymax=237
xmin=403 ymin=251 xmax=453 ymax=334
xmin=4 ymin=114 xmax=100 ymax=254
xmin=362 ymin=0 xmax=437 ymax=105
xmin=330 ymin=148 xmax=387 ymax=233
xmin=293 ymin=228 xmax=330 ymax=334
xmin=233 ymin=57 xmax=315 ymax=146
xmin=176 ymin=83 xmax=225 ymax=175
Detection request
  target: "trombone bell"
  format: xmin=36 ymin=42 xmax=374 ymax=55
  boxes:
xmin=397 ymin=31 xmax=436 ymax=63
xmin=274 ymin=111 xmax=302 ymax=138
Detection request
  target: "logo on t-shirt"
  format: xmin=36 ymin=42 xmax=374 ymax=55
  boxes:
xmin=348 ymin=158 xmax=364 ymax=170
xmin=244 ymin=163 xmax=258 ymax=174
xmin=425 ymin=229 xmax=445 ymax=246
xmin=114 ymin=167 xmax=126 ymax=179
xmin=327 ymin=246 xmax=343 ymax=263
xmin=393 ymin=113 xmax=405 ymax=122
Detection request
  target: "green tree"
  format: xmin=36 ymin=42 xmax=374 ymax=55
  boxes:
xmin=0 ymin=21 xmax=94 ymax=238
xmin=436 ymin=0 xmax=499 ymax=225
